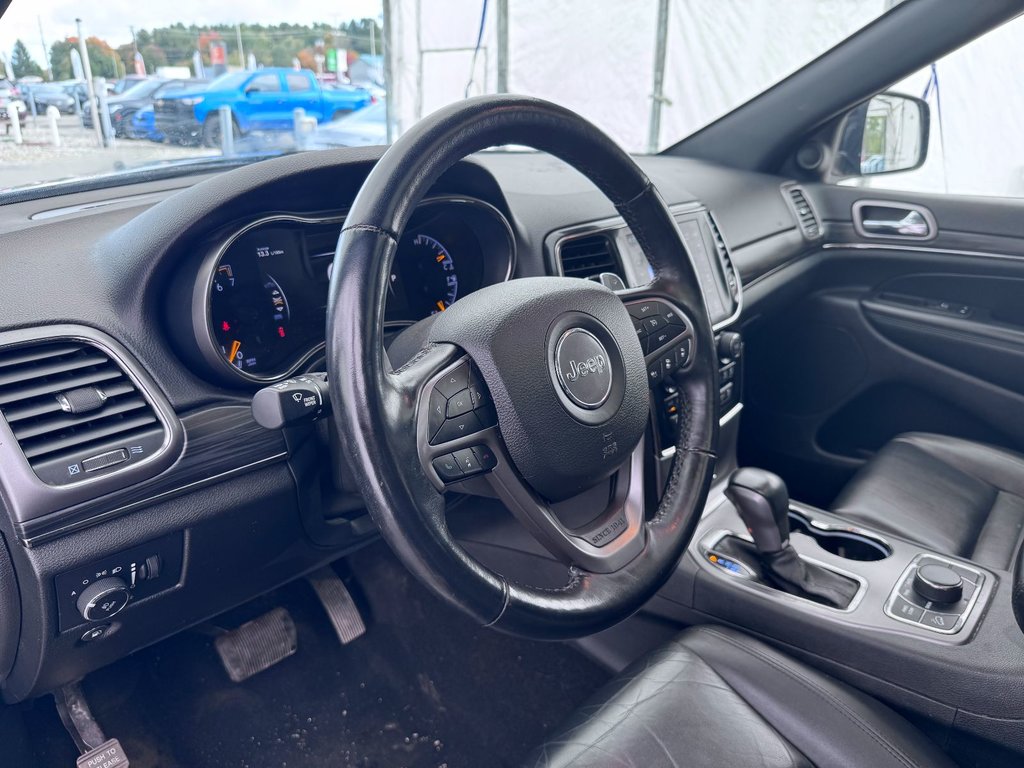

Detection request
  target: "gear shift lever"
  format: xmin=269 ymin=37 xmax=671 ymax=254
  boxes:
xmin=723 ymin=467 xmax=859 ymax=609
xmin=724 ymin=467 xmax=791 ymax=554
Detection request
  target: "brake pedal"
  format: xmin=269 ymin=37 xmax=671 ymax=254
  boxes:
xmin=214 ymin=606 xmax=297 ymax=683
xmin=54 ymin=682 xmax=130 ymax=767
xmin=307 ymin=566 xmax=366 ymax=644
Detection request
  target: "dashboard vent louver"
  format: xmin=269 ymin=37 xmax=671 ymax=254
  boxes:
xmin=706 ymin=212 xmax=739 ymax=300
xmin=558 ymin=233 xmax=623 ymax=281
xmin=787 ymin=186 xmax=821 ymax=239
xmin=0 ymin=341 xmax=161 ymax=475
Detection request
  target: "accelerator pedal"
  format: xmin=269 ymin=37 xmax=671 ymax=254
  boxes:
xmin=307 ymin=566 xmax=366 ymax=645
xmin=214 ymin=606 xmax=297 ymax=683
xmin=54 ymin=682 xmax=130 ymax=767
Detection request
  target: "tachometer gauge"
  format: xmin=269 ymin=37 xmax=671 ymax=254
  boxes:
xmin=210 ymin=264 xmax=291 ymax=373
xmin=401 ymin=234 xmax=459 ymax=315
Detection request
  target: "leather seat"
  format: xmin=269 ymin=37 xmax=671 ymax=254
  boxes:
xmin=832 ymin=433 xmax=1024 ymax=569
xmin=529 ymin=625 xmax=954 ymax=768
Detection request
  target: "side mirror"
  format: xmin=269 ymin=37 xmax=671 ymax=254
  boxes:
xmin=831 ymin=92 xmax=930 ymax=179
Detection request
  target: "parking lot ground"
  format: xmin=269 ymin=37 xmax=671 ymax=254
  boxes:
xmin=1 ymin=115 xmax=216 ymax=190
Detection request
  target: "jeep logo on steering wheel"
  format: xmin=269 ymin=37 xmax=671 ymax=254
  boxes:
xmin=555 ymin=328 xmax=613 ymax=409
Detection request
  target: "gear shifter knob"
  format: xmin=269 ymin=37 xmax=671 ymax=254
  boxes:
xmin=725 ymin=468 xmax=791 ymax=554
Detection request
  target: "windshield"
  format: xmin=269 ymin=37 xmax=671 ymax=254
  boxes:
xmin=0 ymin=1 xmax=896 ymax=195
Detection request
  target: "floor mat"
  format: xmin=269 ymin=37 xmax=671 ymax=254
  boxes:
xmin=25 ymin=541 xmax=606 ymax=767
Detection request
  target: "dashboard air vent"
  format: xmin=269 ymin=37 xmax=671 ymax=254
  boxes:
xmin=706 ymin=212 xmax=740 ymax=300
xmin=0 ymin=341 xmax=165 ymax=485
xmin=558 ymin=233 xmax=623 ymax=281
xmin=787 ymin=186 xmax=821 ymax=239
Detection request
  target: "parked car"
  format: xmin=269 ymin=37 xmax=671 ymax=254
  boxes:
xmin=127 ymin=104 xmax=162 ymax=141
xmin=309 ymin=99 xmax=386 ymax=147
xmin=52 ymin=80 xmax=88 ymax=111
xmin=109 ymin=75 xmax=148 ymax=95
xmin=0 ymin=78 xmax=25 ymax=128
xmin=154 ymin=67 xmax=373 ymax=146
xmin=84 ymin=77 xmax=208 ymax=138
xmin=21 ymin=83 xmax=77 ymax=114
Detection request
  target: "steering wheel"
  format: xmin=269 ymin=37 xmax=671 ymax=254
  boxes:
xmin=327 ymin=96 xmax=717 ymax=639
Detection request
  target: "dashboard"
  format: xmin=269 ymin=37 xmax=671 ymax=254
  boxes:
xmin=194 ymin=197 xmax=516 ymax=382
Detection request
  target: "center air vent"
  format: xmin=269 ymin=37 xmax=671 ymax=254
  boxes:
xmin=0 ymin=341 xmax=166 ymax=486
xmin=706 ymin=212 xmax=740 ymax=301
xmin=558 ymin=233 xmax=624 ymax=282
xmin=786 ymin=186 xmax=821 ymax=239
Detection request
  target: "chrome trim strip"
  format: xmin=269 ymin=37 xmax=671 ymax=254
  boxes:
xmin=821 ymin=241 xmax=1024 ymax=263
xmin=659 ymin=402 xmax=743 ymax=460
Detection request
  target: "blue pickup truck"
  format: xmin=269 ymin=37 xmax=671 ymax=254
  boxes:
xmin=153 ymin=68 xmax=373 ymax=146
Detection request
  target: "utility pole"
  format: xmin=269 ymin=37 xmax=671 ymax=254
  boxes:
xmin=37 ymin=15 xmax=51 ymax=80
xmin=382 ymin=1 xmax=392 ymax=143
xmin=76 ymin=18 xmax=104 ymax=148
xmin=370 ymin=24 xmax=376 ymax=57
xmin=236 ymin=24 xmax=245 ymax=69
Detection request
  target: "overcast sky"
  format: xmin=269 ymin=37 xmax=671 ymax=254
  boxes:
xmin=1 ymin=0 xmax=383 ymax=66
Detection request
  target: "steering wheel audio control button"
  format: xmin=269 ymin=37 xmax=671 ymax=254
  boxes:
xmin=436 ymin=363 xmax=471 ymax=398
xmin=471 ymin=445 xmax=497 ymax=471
xmin=428 ymin=389 xmax=447 ymax=436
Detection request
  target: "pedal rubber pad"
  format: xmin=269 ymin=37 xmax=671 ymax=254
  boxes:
xmin=307 ymin=566 xmax=366 ymax=644
xmin=214 ymin=606 xmax=297 ymax=683
xmin=77 ymin=738 xmax=129 ymax=767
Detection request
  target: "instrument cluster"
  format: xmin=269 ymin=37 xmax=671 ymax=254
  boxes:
xmin=194 ymin=198 xmax=515 ymax=383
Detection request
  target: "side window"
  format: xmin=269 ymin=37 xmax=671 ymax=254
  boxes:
xmin=839 ymin=14 xmax=1024 ymax=198
xmin=246 ymin=74 xmax=281 ymax=93
xmin=286 ymin=74 xmax=313 ymax=93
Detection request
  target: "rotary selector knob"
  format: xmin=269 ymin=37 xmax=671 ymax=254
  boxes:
xmin=77 ymin=577 xmax=130 ymax=621
xmin=912 ymin=564 xmax=963 ymax=605
xmin=717 ymin=331 xmax=743 ymax=360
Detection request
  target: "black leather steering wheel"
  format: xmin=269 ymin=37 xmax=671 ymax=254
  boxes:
xmin=327 ymin=95 xmax=717 ymax=639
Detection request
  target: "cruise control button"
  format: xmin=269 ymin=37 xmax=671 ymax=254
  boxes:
xmin=889 ymin=596 xmax=924 ymax=623
xmin=436 ymin=363 xmax=471 ymax=398
xmin=432 ymin=411 xmax=483 ymax=444
xmin=428 ymin=389 xmax=447 ymax=437
xmin=472 ymin=444 xmax=497 ymax=470
xmin=628 ymin=301 xmax=660 ymax=320
xmin=632 ymin=318 xmax=648 ymax=340
xmin=642 ymin=315 xmax=666 ymax=333
xmin=447 ymin=389 xmax=474 ymax=418
xmin=432 ymin=454 xmax=464 ymax=482
xmin=645 ymin=328 xmax=674 ymax=354
xmin=453 ymin=448 xmax=482 ymax=475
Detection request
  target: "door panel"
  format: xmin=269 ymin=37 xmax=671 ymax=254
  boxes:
xmin=739 ymin=185 xmax=1024 ymax=506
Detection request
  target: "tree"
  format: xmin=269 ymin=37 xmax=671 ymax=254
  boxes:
xmin=49 ymin=37 xmax=119 ymax=80
xmin=11 ymin=39 xmax=43 ymax=79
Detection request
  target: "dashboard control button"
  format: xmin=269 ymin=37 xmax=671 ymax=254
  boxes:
xmin=889 ymin=596 xmax=925 ymax=623
xmin=719 ymin=383 xmax=734 ymax=407
xmin=80 ymin=625 xmax=110 ymax=643
xmin=920 ymin=610 xmax=960 ymax=631
xmin=82 ymin=448 xmax=130 ymax=473
xmin=432 ymin=410 xmax=483 ymax=444
xmin=432 ymin=454 xmax=463 ymax=482
xmin=446 ymin=389 xmax=474 ymax=419
xmin=472 ymin=444 xmax=497 ymax=471
xmin=436 ymin=363 xmax=471 ymax=398
xmin=717 ymin=331 xmax=743 ymax=360
xmin=77 ymin=577 xmax=130 ymax=622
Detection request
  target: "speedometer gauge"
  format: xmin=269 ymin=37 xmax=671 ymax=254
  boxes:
xmin=401 ymin=234 xmax=459 ymax=315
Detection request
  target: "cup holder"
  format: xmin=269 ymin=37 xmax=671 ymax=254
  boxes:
xmin=788 ymin=510 xmax=892 ymax=562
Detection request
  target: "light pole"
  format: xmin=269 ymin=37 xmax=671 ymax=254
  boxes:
xmin=76 ymin=18 xmax=104 ymax=148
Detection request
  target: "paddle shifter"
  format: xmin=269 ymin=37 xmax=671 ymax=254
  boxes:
xmin=724 ymin=468 xmax=859 ymax=609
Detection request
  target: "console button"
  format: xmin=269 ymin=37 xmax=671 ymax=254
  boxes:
xmin=446 ymin=389 xmax=474 ymax=418
xmin=432 ymin=454 xmax=464 ymax=482
xmin=889 ymin=596 xmax=925 ymax=623
xmin=920 ymin=610 xmax=960 ymax=631
xmin=436 ymin=363 xmax=471 ymax=398
xmin=432 ymin=411 xmax=483 ymax=444
xmin=472 ymin=444 xmax=498 ymax=471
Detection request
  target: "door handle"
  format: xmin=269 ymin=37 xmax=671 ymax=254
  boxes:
xmin=853 ymin=200 xmax=936 ymax=240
